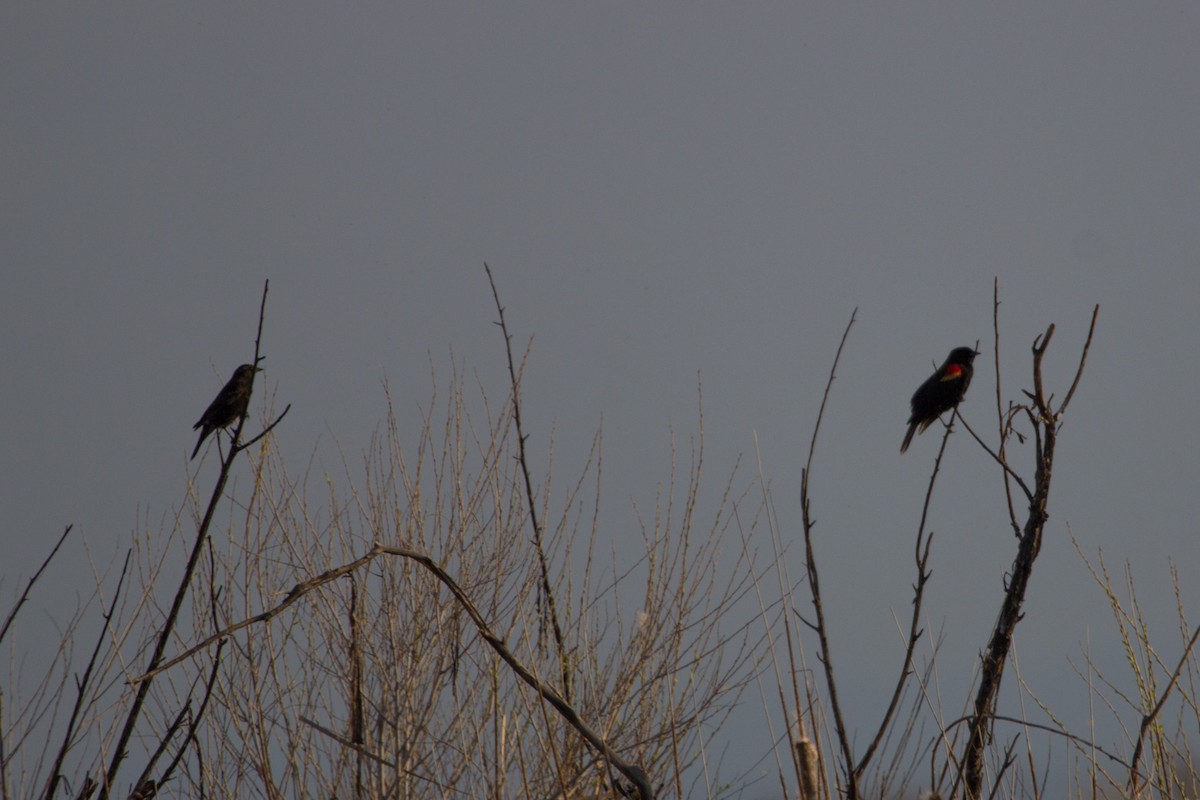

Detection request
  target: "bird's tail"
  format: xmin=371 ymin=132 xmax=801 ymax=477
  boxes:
xmin=191 ymin=428 xmax=209 ymax=460
xmin=900 ymin=422 xmax=918 ymax=453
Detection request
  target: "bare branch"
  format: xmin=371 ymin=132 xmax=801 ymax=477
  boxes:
xmin=41 ymin=551 xmax=130 ymax=800
xmin=1058 ymin=304 xmax=1100 ymax=415
xmin=102 ymin=278 xmax=277 ymax=797
xmin=799 ymin=308 xmax=858 ymax=798
xmin=1030 ymin=324 xmax=1055 ymax=415
xmin=376 ymin=543 xmax=654 ymax=800
xmin=233 ymin=403 xmax=291 ymax=455
xmin=0 ymin=525 xmax=75 ymax=646
xmin=957 ymin=412 xmax=1033 ymax=503
xmin=854 ymin=414 xmax=951 ymax=778
xmin=298 ymin=716 xmax=462 ymax=795
xmin=483 ymin=262 xmax=571 ymax=701
xmin=991 ymin=280 xmax=1025 ymax=538
xmin=804 ymin=308 xmax=857 ymax=476
xmin=1128 ymin=620 xmax=1200 ymax=796
xmin=131 ymin=550 xmax=379 ymax=684
xmin=959 ymin=302 xmax=1099 ymax=798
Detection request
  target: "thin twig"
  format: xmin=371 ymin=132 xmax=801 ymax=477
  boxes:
xmin=41 ymin=551 xmax=131 ymax=800
xmin=1030 ymin=324 xmax=1054 ymax=414
xmin=298 ymin=717 xmax=464 ymax=795
xmin=985 ymin=736 xmax=1021 ymax=800
xmin=483 ymin=263 xmax=571 ymax=701
xmin=1058 ymin=305 xmax=1099 ymax=415
xmin=1128 ymin=620 xmax=1200 ymax=795
xmin=989 ymin=278 xmax=1027 ymax=531
xmin=804 ymin=308 xmax=856 ymax=476
xmin=349 ymin=576 xmax=364 ymax=800
xmin=799 ymin=308 xmax=857 ymax=798
xmin=129 ymin=693 xmax=191 ymax=795
xmin=957 ymin=412 xmax=1033 ymax=503
xmin=942 ymin=713 xmax=1129 ymax=767
xmin=158 ymin=639 xmax=226 ymax=792
xmin=855 ymin=409 xmax=952 ymax=779
xmin=0 ymin=525 xmax=75 ymax=645
xmin=131 ymin=550 xmax=379 ymax=684
xmin=234 ymin=404 xmax=291 ymax=455
xmin=156 ymin=553 xmax=228 ymax=794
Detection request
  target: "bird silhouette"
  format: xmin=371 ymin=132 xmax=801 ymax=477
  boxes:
xmin=901 ymin=347 xmax=978 ymax=453
xmin=191 ymin=363 xmax=261 ymax=460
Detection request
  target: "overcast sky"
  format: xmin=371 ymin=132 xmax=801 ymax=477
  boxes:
xmin=3 ymin=4 xmax=1199 ymax=796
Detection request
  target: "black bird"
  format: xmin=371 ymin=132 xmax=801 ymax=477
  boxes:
xmin=130 ymin=779 xmax=159 ymax=800
xmin=191 ymin=363 xmax=261 ymax=460
xmin=901 ymin=346 xmax=978 ymax=453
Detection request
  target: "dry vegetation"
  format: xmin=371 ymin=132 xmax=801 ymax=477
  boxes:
xmin=2 ymin=277 xmax=1197 ymax=799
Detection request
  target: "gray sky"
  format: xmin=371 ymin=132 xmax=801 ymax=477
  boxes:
xmin=4 ymin=3 xmax=1199 ymax=794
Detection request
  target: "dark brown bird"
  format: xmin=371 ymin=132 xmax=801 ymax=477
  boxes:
xmin=901 ymin=346 xmax=978 ymax=453
xmin=191 ymin=363 xmax=260 ymax=460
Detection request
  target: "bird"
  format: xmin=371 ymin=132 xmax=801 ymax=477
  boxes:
xmin=130 ymin=779 xmax=159 ymax=799
xmin=900 ymin=346 xmax=978 ymax=453
xmin=191 ymin=363 xmax=261 ymax=460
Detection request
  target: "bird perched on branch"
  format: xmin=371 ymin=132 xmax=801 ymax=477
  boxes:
xmin=129 ymin=779 xmax=159 ymax=799
xmin=191 ymin=363 xmax=261 ymax=460
xmin=901 ymin=346 xmax=978 ymax=453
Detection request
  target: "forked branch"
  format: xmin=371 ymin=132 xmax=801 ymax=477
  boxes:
xmin=958 ymin=302 xmax=1099 ymax=800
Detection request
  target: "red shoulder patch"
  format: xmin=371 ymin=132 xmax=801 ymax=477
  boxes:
xmin=940 ymin=364 xmax=963 ymax=381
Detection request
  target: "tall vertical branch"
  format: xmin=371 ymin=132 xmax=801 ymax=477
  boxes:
xmin=483 ymin=264 xmax=571 ymax=702
xmin=959 ymin=304 xmax=1099 ymax=799
xmin=798 ymin=308 xmax=858 ymax=798
xmin=992 ymin=279 xmax=1022 ymax=539
xmin=98 ymin=280 xmax=282 ymax=800
xmin=349 ymin=575 xmax=365 ymax=800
